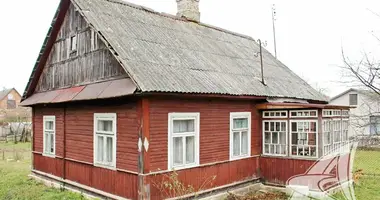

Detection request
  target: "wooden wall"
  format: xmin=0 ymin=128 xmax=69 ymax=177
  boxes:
xmin=147 ymin=157 xmax=260 ymax=200
xmin=260 ymin=156 xmax=315 ymax=185
xmin=35 ymin=3 xmax=126 ymax=92
xmin=148 ymin=97 xmax=262 ymax=172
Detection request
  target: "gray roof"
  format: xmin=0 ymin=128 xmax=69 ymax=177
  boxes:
xmin=70 ymin=0 xmax=327 ymax=102
xmin=330 ymin=88 xmax=377 ymax=102
xmin=0 ymin=88 xmax=12 ymax=101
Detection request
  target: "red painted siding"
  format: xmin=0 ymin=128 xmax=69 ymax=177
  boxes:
xmin=33 ymin=102 xmax=139 ymax=172
xmin=34 ymin=153 xmax=64 ymax=177
xmin=65 ymin=160 xmax=138 ymax=199
xmin=148 ymin=98 xmax=262 ymax=171
xmin=260 ymin=156 xmax=315 ymax=185
xmin=147 ymin=157 xmax=260 ymax=200
xmin=34 ymin=107 xmax=65 ymax=156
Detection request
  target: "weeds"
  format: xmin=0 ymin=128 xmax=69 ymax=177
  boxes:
xmin=225 ymin=191 xmax=288 ymax=200
xmin=152 ymin=170 xmax=217 ymax=198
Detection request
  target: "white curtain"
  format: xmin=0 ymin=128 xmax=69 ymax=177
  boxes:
xmin=186 ymin=136 xmax=195 ymax=163
xmin=97 ymin=136 xmax=104 ymax=162
xmin=173 ymin=120 xmax=194 ymax=133
xmin=98 ymin=120 xmax=113 ymax=132
xmin=173 ymin=137 xmax=183 ymax=165
xmin=233 ymin=132 xmax=240 ymax=156
xmin=241 ymin=131 xmax=248 ymax=155
xmin=106 ymin=137 xmax=113 ymax=163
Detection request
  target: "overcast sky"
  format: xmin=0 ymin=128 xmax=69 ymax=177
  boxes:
xmin=1 ymin=0 xmax=379 ymax=97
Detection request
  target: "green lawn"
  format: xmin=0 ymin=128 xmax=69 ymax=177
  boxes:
xmin=0 ymin=142 xmax=86 ymax=200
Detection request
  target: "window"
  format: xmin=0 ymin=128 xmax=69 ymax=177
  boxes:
xmin=263 ymin=121 xmax=287 ymax=156
xmin=43 ymin=116 xmax=55 ymax=156
xmin=94 ymin=113 xmax=117 ymax=168
xmin=7 ymin=100 xmax=16 ymax=109
xmin=168 ymin=113 xmax=200 ymax=170
xmin=91 ymin=30 xmax=98 ymax=51
xmin=70 ymin=35 xmax=77 ymax=52
xmin=370 ymin=116 xmax=380 ymax=135
xmin=290 ymin=110 xmax=318 ymax=118
xmin=230 ymin=112 xmax=251 ymax=160
xmin=323 ymin=120 xmax=333 ymax=155
xmin=263 ymin=111 xmax=287 ymax=118
xmin=322 ymin=109 xmax=343 ymax=117
xmin=333 ymin=119 xmax=342 ymax=151
xmin=290 ymin=120 xmax=317 ymax=158
xmin=7 ymin=94 xmax=14 ymax=100
xmin=349 ymin=94 xmax=358 ymax=106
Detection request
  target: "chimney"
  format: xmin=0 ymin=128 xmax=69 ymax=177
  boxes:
xmin=176 ymin=0 xmax=200 ymax=22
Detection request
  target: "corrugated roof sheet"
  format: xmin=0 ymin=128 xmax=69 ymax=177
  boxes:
xmin=70 ymin=0 xmax=328 ymax=102
xmin=20 ymin=78 xmax=136 ymax=106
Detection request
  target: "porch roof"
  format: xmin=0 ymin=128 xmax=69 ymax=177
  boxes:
xmin=256 ymin=102 xmax=352 ymax=110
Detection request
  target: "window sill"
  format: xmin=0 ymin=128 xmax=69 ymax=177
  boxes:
xmin=230 ymin=154 xmax=250 ymax=161
xmin=42 ymin=153 xmax=56 ymax=158
xmin=169 ymin=163 xmax=199 ymax=171
xmin=94 ymin=163 xmax=116 ymax=171
xmin=262 ymin=153 xmax=287 ymax=157
xmin=261 ymin=154 xmax=318 ymax=161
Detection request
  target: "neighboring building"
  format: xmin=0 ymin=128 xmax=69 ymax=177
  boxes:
xmin=21 ymin=0 xmax=351 ymax=199
xmin=330 ymin=88 xmax=380 ymax=136
xmin=0 ymin=88 xmax=21 ymax=109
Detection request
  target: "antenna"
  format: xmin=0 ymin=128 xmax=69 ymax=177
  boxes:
xmin=255 ymin=39 xmax=267 ymax=86
xmin=272 ymin=4 xmax=278 ymax=58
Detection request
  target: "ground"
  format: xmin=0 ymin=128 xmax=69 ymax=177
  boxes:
xmin=0 ymin=142 xmax=86 ymax=200
xmin=1 ymin=142 xmax=380 ymax=200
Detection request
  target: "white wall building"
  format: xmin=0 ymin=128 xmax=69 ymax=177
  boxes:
xmin=330 ymin=88 xmax=380 ymax=136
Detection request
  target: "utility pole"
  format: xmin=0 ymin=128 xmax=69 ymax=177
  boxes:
xmin=272 ymin=4 xmax=277 ymax=58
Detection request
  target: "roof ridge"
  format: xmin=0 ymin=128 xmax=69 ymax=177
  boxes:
xmin=103 ymin=0 xmax=255 ymax=41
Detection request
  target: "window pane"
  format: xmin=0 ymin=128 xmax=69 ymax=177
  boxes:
xmin=241 ymin=131 xmax=248 ymax=155
xmin=45 ymin=121 xmax=54 ymax=130
xmin=279 ymin=132 xmax=286 ymax=144
xmin=308 ymin=133 xmax=316 ymax=145
xmin=173 ymin=120 xmax=194 ymax=133
xmin=264 ymin=144 xmax=269 ymax=153
xmin=44 ymin=133 xmax=49 ymax=153
xmin=97 ymin=136 xmax=104 ymax=162
xmin=264 ymin=132 xmax=271 ymax=143
xmin=233 ymin=118 xmax=248 ymax=129
xmin=106 ymin=137 xmax=113 ymax=163
xmin=173 ymin=137 xmax=183 ymax=165
xmin=98 ymin=120 xmax=113 ymax=132
xmin=291 ymin=146 xmax=297 ymax=155
xmin=233 ymin=132 xmax=240 ymax=156
xmin=275 ymin=122 xmax=280 ymax=131
xmin=272 ymin=132 xmax=278 ymax=144
xmin=264 ymin=122 xmax=269 ymax=131
xmin=291 ymin=133 xmax=298 ymax=145
xmin=50 ymin=134 xmax=54 ymax=153
xmin=281 ymin=122 xmax=286 ymax=131
xmin=270 ymin=122 xmax=275 ymax=131
xmin=186 ymin=136 xmax=195 ymax=164
xmin=291 ymin=122 xmax=297 ymax=132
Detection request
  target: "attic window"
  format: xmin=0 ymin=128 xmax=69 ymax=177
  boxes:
xmin=349 ymin=94 xmax=358 ymax=106
xmin=70 ymin=35 xmax=77 ymax=52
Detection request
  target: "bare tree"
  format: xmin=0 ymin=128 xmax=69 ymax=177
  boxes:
xmin=0 ymin=108 xmax=32 ymax=143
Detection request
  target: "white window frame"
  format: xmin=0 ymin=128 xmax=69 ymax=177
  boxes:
xmin=93 ymin=113 xmax=117 ymax=169
xmin=322 ymin=109 xmax=342 ymax=117
xmin=70 ymin=34 xmax=78 ymax=53
xmin=322 ymin=119 xmax=333 ymax=156
xmin=290 ymin=110 xmax=318 ymax=118
xmin=263 ymin=111 xmax=288 ymax=118
xmin=43 ymin=116 xmax=56 ymax=157
xmin=230 ymin=112 xmax=251 ymax=160
xmin=289 ymin=120 xmax=318 ymax=158
xmin=91 ymin=29 xmax=98 ymax=51
xmin=262 ymin=120 xmax=288 ymax=156
xmin=167 ymin=113 xmax=200 ymax=170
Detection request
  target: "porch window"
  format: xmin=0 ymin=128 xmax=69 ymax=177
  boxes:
xmin=94 ymin=113 xmax=117 ymax=168
xmin=290 ymin=110 xmax=318 ymax=118
xmin=168 ymin=113 xmax=199 ymax=170
xmin=43 ymin=116 xmax=55 ymax=157
xmin=230 ymin=112 xmax=251 ymax=160
xmin=333 ymin=119 xmax=342 ymax=150
xmin=290 ymin=120 xmax=318 ymax=158
xmin=263 ymin=121 xmax=287 ymax=156
xmin=323 ymin=120 xmax=333 ymax=155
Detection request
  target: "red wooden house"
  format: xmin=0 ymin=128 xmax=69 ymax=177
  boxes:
xmin=21 ymin=0 xmax=351 ymax=199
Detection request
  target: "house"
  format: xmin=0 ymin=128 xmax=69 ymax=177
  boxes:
xmin=20 ymin=0 xmax=351 ymax=199
xmin=0 ymin=88 xmax=21 ymax=109
xmin=330 ymin=88 xmax=380 ymax=136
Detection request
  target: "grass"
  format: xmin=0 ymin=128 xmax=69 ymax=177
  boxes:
xmin=0 ymin=141 xmax=87 ymax=200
